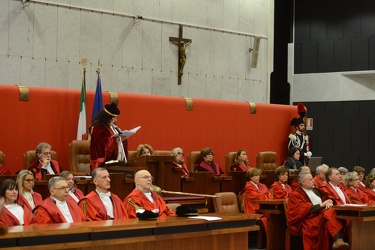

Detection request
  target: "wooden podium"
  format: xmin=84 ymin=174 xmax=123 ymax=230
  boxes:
xmin=333 ymin=205 xmax=375 ymax=250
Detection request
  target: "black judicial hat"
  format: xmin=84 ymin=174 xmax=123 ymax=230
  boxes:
xmin=104 ymin=103 xmax=120 ymax=117
xmin=290 ymin=117 xmax=304 ymax=127
xmin=176 ymin=205 xmax=198 ymax=217
xmin=136 ymin=210 xmax=159 ymax=220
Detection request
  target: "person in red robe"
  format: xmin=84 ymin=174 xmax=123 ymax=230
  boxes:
xmin=364 ymin=174 xmax=375 ymax=204
xmin=287 ymin=171 xmax=332 ymax=250
xmin=89 ymin=103 xmax=128 ymax=171
xmin=352 ymin=166 xmax=366 ymax=192
xmin=171 ymin=147 xmax=189 ymax=178
xmin=28 ymin=142 xmax=61 ymax=181
xmin=16 ymin=170 xmax=43 ymax=211
xmin=230 ymin=149 xmax=252 ymax=172
xmin=238 ymin=168 xmax=272 ymax=233
xmin=313 ymin=164 xmax=328 ymax=190
xmin=269 ymin=166 xmax=292 ymax=199
xmin=123 ymin=170 xmax=176 ymax=218
xmin=290 ymin=166 xmax=311 ymax=190
xmin=59 ymin=171 xmax=85 ymax=203
xmin=343 ymin=171 xmax=369 ymax=204
xmin=0 ymin=179 xmax=36 ymax=226
xmin=78 ymin=168 xmax=128 ymax=220
xmin=196 ymin=147 xmax=223 ymax=176
xmin=319 ymin=168 xmax=350 ymax=249
xmin=33 ymin=177 xmax=87 ymax=224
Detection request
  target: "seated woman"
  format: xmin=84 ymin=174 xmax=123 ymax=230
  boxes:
xmin=196 ymin=147 xmax=223 ymax=176
xmin=16 ymin=170 xmax=43 ymax=211
xmin=284 ymin=147 xmax=303 ymax=173
xmin=59 ymin=171 xmax=85 ymax=202
xmin=0 ymin=179 xmax=36 ymax=226
xmin=344 ymin=171 xmax=369 ymax=204
xmin=27 ymin=142 xmax=61 ymax=181
xmin=269 ymin=166 xmax=293 ymax=199
xmin=230 ymin=149 xmax=252 ymax=171
xmin=171 ymin=147 xmax=189 ymax=178
xmin=364 ymin=174 xmax=375 ymax=204
xmin=239 ymin=168 xmax=273 ymax=233
xmin=136 ymin=144 xmax=154 ymax=157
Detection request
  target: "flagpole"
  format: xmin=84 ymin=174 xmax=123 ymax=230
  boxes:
xmin=77 ymin=58 xmax=87 ymax=140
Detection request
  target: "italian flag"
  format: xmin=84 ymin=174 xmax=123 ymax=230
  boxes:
xmin=76 ymin=69 xmax=87 ymax=140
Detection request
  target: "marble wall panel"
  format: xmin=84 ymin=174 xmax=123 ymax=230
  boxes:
xmin=20 ymin=57 xmax=46 ymax=86
xmin=68 ymin=60 xmax=82 ymax=89
xmin=134 ymin=0 xmax=154 ymax=19
xmin=230 ymin=34 xmax=247 ymax=77
xmin=112 ymin=66 xmax=132 ymax=93
xmin=46 ymin=0 xmax=72 ymax=4
xmin=102 ymin=14 xmax=123 ymax=67
xmin=238 ymin=0 xmax=255 ymax=34
xmin=123 ymin=17 xmax=143 ymax=68
xmin=73 ymin=0 xmax=114 ymax=11
xmin=187 ymin=73 xmax=205 ymax=98
xmin=206 ymin=0 xmax=224 ymax=28
xmin=0 ymin=54 xmax=21 ymax=84
xmin=253 ymin=0 xmax=268 ymax=36
xmin=196 ymin=29 xmax=214 ymax=75
xmin=223 ymin=0 xmax=240 ymax=31
xmin=161 ymin=24 xmax=178 ymax=72
xmin=151 ymin=70 xmax=171 ymax=96
xmin=239 ymin=77 xmax=254 ymax=102
xmin=8 ymin=1 xmax=34 ymax=58
xmin=33 ymin=4 xmax=58 ymax=60
xmin=57 ymin=7 xmax=80 ymax=62
xmin=142 ymin=21 xmax=162 ymax=71
xmin=45 ymin=59 xmax=69 ymax=88
xmin=79 ymin=10 xmax=102 ymax=66
xmin=170 ymin=72 xmax=188 ymax=96
xmin=213 ymin=32 xmax=231 ymax=77
xmin=131 ymin=68 xmax=152 ymax=94
xmin=172 ymin=0 xmax=192 ymax=24
xmin=159 ymin=0 xmax=173 ymax=21
xmin=0 ymin=0 xmax=9 ymax=56
xmin=205 ymin=74 xmax=223 ymax=100
xmin=222 ymin=76 xmax=239 ymax=101
xmin=253 ymin=79 xmax=266 ymax=103
xmin=99 ymin=64 xmax=113 ymax=91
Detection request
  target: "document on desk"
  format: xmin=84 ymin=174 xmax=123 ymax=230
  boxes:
xmin=112 ymin=126 xmax=141 ymax=140
xmin=188 ymin=216 xmax=222 ymax=221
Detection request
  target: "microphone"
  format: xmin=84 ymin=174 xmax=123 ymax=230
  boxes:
xmin=113 ymin=125 xmax=122 ymax=134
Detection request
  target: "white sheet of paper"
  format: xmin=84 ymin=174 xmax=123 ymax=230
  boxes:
xmin=187 ymin=216 xmax=222 ymax=221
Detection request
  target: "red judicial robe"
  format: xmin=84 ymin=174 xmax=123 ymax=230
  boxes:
xmin=28 ymin=159 xmax=61 ymax=181
xmin=313 ymin=175 xmax=325 ymax=190
xmin=239 ymin=182 xmax=272 ymax=233
xmin=319 ymin=183 xmax=349 ymax=237
xmin=344 ymin=187 xmax=369 ymax=204
xmin=230 ymin=163 xmax=251 ymax=172
xmin=17 ymin=192 xmax=43 ymax=211
xmin=196 ymin=161 xmax=223 ymax=176
xmin=123 ymin=189 xmax=176 ymax=218
xmin=364 ymin=188 xmax=375 ymax=204
xmin=338 ymin=182 xmax=347 ymax=192
xmin=269 ymin=181 xmax=292 ymax=199
xmin=89 ymin=124 xmax=128 ymax=171
xmin=291 ymin=178 xmax=299 ymax=190
xmin=78 ymin=191 xmax=128 ymax=221
xmin=33 ymin=197 xmax=87 ymax=224
xmin=71 ymin=188 xmax=85 ymax=201
xmin=172 ymin=161 xmax=189 ymax=178
xmin=0 ymin=204 xmax=36 ymax=226
xmin=287 ymin=187 xmax=329 ymax=250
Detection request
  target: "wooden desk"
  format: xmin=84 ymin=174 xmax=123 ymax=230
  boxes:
xmin=253 ymin=199 xmax=286 ymax=250
xmin=0 ymin=213 xmax=259 ymax=250
xmin=333 ymin=205 xmax=375 ymax=250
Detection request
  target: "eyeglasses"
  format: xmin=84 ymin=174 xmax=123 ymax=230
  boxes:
xmin=24 ymin=179 xmax=35 ymax=183
xmin=138 ymin=175 xmax=154 ymax=181
xmin=177 ymin=152 xmax=184 ymax=156
xmin=42 ymin=152 xmax=52 ymax=156
xmin=53 ymin=186 xmax=70 ymax=191
xmin=352 ymin=178 xmax=359 ymax=181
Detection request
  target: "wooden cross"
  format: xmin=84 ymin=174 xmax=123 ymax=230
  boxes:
xmin=169 ymin=25 xmax=192 ymax=85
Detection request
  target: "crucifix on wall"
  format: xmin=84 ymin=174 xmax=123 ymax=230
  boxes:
xmin=169 ymin=25 xmax=192 ymax=85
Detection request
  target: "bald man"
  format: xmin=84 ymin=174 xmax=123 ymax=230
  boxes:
xmin=123 ymin=170 xmax=175 ymax=218
xmin=291 ymin=166 xmax=311 ymax=190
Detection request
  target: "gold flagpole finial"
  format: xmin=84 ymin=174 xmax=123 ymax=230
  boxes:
xmin=97 ymin=59 xmax=101 ymax=71
xmin=81 ymin=58 xmax=87 ymax=69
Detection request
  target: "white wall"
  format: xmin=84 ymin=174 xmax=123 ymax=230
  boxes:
xmin=0 ymin=0 xmax=273 ymax=103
